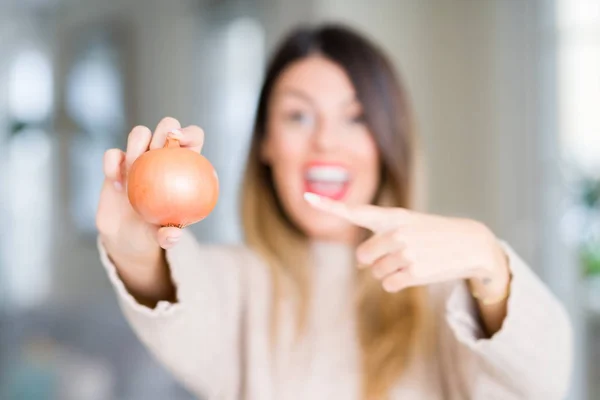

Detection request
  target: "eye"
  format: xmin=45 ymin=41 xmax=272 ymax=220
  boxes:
xmin=285 ymin=110 xmax=314 ymax=126
xmin=349 ymin=113 xmax=366 ymax=124
xmin=348 ymin=113 xmax=366 ymax=125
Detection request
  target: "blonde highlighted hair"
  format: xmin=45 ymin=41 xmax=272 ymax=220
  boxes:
xmin=241 ymin=24 xmax=427 ymax=399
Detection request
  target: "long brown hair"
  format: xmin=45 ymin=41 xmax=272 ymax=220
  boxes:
xmin=241 ymin=24 xmax=427 ymax=399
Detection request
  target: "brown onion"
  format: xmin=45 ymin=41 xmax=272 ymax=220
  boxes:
xmin=127 ymin=137 xmax=219 ymax=228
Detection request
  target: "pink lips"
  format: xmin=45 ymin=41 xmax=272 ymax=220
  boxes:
xmin=303 ymin=161 xmax=350 ymax=201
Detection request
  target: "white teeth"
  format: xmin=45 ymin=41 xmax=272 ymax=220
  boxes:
xmin=305 ymin=166 xmax=349 ymax=183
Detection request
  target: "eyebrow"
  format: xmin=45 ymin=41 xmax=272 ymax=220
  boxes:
xmin=274 ymin=88 xmax=315 ymax=106
xmin=274 ymin=88 xmax=360 ymax=108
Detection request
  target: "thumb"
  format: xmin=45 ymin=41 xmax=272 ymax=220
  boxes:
xmin=157 ymin=226 xmax=183 ymax=249
xmin=303 ymin=192 xmax=389 ymax=232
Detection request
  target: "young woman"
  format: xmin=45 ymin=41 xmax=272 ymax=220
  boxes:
xmin=96 ymin=24 xmax=572 ymax=399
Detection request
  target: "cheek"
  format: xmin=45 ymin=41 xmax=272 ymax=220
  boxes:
xmin=347 ymin=134 xmax=380 ymax=200
xmin=264 ymin=127 xmax=308 ymax=196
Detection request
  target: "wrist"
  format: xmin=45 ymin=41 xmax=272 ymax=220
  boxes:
xmin=101 ymin=235 xmax=174 ymax=302
xmin=467 ymin=226 xmax=511 ymax=299
xmin=101 ymin=234 xmax=162 ymax=267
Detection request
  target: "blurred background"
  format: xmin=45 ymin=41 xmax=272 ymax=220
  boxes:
xmin=0 ymin=0 xmax=598 ymax=398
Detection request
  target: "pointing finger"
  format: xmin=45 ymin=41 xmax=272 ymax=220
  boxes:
xmin=303 ymin=192 xmax=390 ymax=231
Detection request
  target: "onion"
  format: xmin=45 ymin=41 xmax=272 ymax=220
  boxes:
xmin=127 ymin=137 xmax=219 ymax=228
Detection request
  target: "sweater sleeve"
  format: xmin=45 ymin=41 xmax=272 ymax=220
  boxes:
xmin=98 ymin=230 xmax=250 ymax=399
xmin=438 ymin=241 xmax=573 ymax=400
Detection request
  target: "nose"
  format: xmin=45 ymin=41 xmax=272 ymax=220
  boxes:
xmin=312 ymin=118 xmax=338 ymax=152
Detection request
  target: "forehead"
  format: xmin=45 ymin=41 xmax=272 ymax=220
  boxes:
xmin=271 ymin=56 xmax=357 ymax=105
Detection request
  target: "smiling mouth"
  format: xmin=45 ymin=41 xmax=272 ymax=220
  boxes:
xmin=304 ymin=164 xmax=351 ymax=201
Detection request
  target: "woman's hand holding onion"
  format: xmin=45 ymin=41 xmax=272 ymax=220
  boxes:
xmin=96 ymin=117 xmax=213 ymax=304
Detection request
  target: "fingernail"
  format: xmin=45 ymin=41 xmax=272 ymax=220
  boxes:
xmin=303 ymin=192 xmax=321 ymax=204
xmin=166 ymin=235 xmax=181 ymax=243
xmin=168 ymin=129 xmax=184 ymax=139
xmin=113 ymin=181 xmax=123 ymax=191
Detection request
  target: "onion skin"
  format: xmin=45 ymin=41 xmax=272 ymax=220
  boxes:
xmin=127 ymin=138 xmax=219 ymax=228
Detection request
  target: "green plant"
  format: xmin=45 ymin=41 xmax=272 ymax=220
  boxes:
xmin=581 ymin=178 xmax=600 ymax=209
xmin=577 ymin=175 xmax=600 ymax=277
xmin=582 ymin=243 xmax=600 ymax=276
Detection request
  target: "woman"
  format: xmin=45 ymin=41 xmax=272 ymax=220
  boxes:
xmin=96 ymin=24 xmax=572 ymax=399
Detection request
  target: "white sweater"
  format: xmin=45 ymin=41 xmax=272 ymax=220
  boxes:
xmin=98 ymin=231 xmax=572 ymax=399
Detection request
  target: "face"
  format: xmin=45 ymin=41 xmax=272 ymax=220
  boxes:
xmin=261 ymin=56 xmax=380 ymax=243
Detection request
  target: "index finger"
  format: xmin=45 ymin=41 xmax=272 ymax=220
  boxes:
xmin=125 ymin=125 xmax=152 ymax=170
xmin=303 ymin=192 xmax=388 ymax=231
